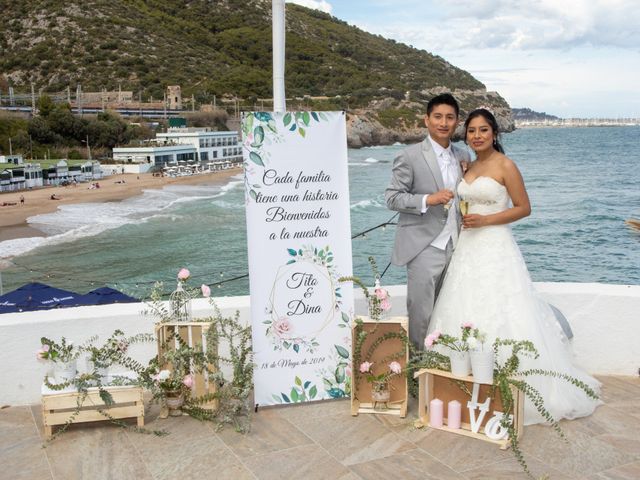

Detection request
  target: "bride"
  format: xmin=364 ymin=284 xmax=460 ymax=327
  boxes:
xmin=428 ymin=108 xmax=601 ymax=425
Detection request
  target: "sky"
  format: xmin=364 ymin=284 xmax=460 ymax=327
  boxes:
xmin=286 ymin=0 xmax=640 ymax=118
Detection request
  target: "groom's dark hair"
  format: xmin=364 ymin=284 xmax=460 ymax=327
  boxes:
xmin=427 ymin=93 xmax=460 ymax=117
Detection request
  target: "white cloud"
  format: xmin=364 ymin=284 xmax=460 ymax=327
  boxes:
xmin=286 ymin=0 xmax=333 ymax=14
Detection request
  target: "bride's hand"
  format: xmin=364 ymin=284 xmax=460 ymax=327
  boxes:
xmin=462 ymin=214 xmax=487 ymax=229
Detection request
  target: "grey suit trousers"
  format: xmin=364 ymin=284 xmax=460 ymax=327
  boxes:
xmin=407 ymin=241 xmax=453 ymax=350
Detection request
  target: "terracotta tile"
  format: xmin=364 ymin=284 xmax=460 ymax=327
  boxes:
xmin=461 ymin=456 xmax=575 ymax=480
xmin=0 ymin=435 xmax=52 ymax=480
xmin=293 ymin=411 xmax=415 ymax=465
xmin=243 ymin=444 xmax=352 ymax=480
xmin=518 ymin=423 xmax=637 ymax=477
xmin=350 ymin=449 xmax=466 ymax=480
xmin=413 ymin=427 xmax=511 ymax=472
xmin=45 ymin=427 xmax=152 ymax=480
xmin=216 ymin=408 xmax=312 ymax=458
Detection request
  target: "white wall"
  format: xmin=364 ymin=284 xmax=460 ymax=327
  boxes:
xmin=0 ymin=283 xmax=637 ymax=406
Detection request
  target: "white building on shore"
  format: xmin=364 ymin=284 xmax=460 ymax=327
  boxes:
xmin=112 ymin=128 xmax=242 ymax=172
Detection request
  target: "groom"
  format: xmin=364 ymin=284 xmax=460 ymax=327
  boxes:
xmin=385 ymin=93 xmax=470 ymax=350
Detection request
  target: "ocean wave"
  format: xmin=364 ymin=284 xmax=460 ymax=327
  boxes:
xmin=0 ymin=177 xmax=239 ymax=259
xmin=350 ymin=199 xmax=384 ymax=210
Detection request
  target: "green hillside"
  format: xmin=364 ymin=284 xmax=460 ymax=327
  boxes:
xmin=0 ymin=0 xmax=485 ymax=103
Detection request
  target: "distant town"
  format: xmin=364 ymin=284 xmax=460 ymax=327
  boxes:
xmin=511 ymin=107 xmax=640 ymax=128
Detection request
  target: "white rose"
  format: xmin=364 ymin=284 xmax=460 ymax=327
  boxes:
xmin=158 ymin=369 xmax=171 ymax=380
xmin=467 ymin=337 xmax=478 ymax=350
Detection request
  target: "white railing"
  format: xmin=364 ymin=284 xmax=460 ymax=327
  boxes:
xmin=0 ymin=283 xmax=637 ymax=405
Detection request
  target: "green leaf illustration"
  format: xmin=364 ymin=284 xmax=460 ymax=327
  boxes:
xmin=272 ymin=394 xmax=283 ymax=404
xmin=249 ymin=189 xmax=257 ymax=200
xmin=304 ymin=381 xmax=311 ymax=389
xmin=249 ymin=151 xmax=264 ymax=166
xmin=335 ymin=345 xmax=350 ymax=359
xmin=295 ymin=376 xmax=302 ymax=386
xmin=309 ymin=385 xmax=318 ymax=399
xmin=342 ymin=312 xmax=350 ymax=323
xmin=287 ymin=248 xmax=297 ymax=256
xmin=298 ymin=127 xmax=306 ymax=138
xmin=293 ymin=343 xmax=300 ymax=353
xmin=253 ymin=126 xmax=265 ymax=144
xmin=302 ymin=111 xmax=310 ymax=126
xmin=289 ymin=124 xmax=297 ymax=131
xmin=283 ymin=112 xmax=292 ymax=126
xmin=311 ymin=112 xmax=319 ymax=122
xmin=291 ymin=388 xmax=299 ymax=402
xmin=282 ymin=393 xmax=290 ymax=403
xmin=335 ymin=366 xmax=346 ymax=384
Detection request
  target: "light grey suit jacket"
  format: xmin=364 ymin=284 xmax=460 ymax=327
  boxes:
xmin=385 ymin=138 xmax=471 ymax=266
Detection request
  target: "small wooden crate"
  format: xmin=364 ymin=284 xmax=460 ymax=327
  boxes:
xmin=414 ymin=368 xmax=524 ymax=449
xmin=155 ymin=322 xmax=218 ymax=410
xmin=42 ymin=386 xmax=144 ymax=438
xmin=351 ymin=316 xmax=409 ymax=417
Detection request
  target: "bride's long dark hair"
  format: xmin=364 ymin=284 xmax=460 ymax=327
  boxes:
xmin=464 ymin=108 xmax=505 ymax=154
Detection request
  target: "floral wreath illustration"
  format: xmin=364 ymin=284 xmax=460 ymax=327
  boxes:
xmin=263 ymin=244 xmax=347 ymax=354
xmin=242 ymin=111 xmax=331 ymax=203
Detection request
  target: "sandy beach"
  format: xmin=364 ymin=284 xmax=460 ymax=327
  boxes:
xmin=0 ymin=169 xmax=241 ymax=242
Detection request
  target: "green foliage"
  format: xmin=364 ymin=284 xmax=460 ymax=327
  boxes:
xmin=1 ymin=0 xmax=484 ymax=102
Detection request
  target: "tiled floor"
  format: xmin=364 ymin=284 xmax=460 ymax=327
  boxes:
xmin=1 ymin=375 xmax=638 ymax=480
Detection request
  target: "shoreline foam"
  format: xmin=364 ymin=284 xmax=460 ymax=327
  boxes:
xmin=0 ymin=169 xmax=241 ymax=242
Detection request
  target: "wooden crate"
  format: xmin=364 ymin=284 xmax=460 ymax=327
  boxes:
xmin=42 ymin=386 xmax=144 ymax=438
xmin=155 ymin=322 xmax=218 ymax=410
xmin=414 ymin=368 xmax=524 ymax=449
xmin=351 ymin=316 xmax=409 ymax=417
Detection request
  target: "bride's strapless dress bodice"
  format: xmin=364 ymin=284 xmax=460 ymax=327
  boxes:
xmin=429 ymin=175 xmax=601 ymax=425
xmin=458 ymin=176 xmax=510 ymax=216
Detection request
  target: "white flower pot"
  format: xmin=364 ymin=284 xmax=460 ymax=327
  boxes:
xmin=470 ymin=350 xmax=494 ymax=384
xmin=54 ymin=360 xmax=77 ymax=384
xmin=449 ymin=350 xmax=471 ymax=377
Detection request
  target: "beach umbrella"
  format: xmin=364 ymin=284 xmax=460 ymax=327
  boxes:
xmin=73 ymin=287 xmax=139 ymax=306
xmin=0 ymin=282 xmax=80 ymax=314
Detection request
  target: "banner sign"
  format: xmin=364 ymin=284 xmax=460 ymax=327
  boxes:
xmin=243 ymin=111 xmax=354 ymax=406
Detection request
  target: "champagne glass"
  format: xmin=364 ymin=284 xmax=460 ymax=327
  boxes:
xmin=459 ymin=199 xmax=470 ymax=216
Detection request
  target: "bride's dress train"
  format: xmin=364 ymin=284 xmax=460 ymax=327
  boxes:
xmin=429 ymin=176 xmax=601 ymax=425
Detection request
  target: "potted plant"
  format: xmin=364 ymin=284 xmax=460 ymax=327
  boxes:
xmin=84 ymin=329 xmax=130 ymax=383
xmin=424 ymin=323 xmax=478 ymax=376
xmin=359 ymin=360 xmax=402 ymax=410
xmin=467 ymin=331 xmax=493 ymax=383
xmin=37 ymin=337 xmax=80 ymax=384
xmin=153 ymin=368 xmax=194 ymax=417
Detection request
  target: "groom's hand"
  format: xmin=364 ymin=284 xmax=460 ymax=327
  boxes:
xmin=427 ymin=189 xmax=454 ymax=206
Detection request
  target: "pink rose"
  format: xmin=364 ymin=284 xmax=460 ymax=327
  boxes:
xmin=201 ymin=284 xmax=211 ymax=298
xmin=346 ymin=366 xmax=352 ymax=378
xmin=42 ymin=344 xmax=50 ymax=352
xmin=359 ymin=361 xmax=373 ymax=373
xmin=389 ymin=361 xmax=402 ymax=374
xmin=374 ymin=288 xmax=388 ymax=301
xmin=183 ymin=374 xmax=194 ymax=388
xmin=424 ymin=331 xmax=441 ymax=349
xmin=462 ymin=322 xmax=474 ymax=329
xmin=272 ymin=317 xmax=293 ymax=338
xmin=380 ymin=298 xmax=391 ymax=311
xmin=177 ymin=268 xmax=190 ymax=281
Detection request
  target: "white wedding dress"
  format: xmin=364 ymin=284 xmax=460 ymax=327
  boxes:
xmin=429 ymin=176 xmax=601 ymax=425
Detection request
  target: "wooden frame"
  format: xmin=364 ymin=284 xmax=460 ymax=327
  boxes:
xmin=351 ymin=316 xmax=409 ymax=417
xmin=155 ymin=322 xmax=218 ymax=410
xmin=414 ymin=368 xmax=524 ymax=449
xmin=42 ymin=386 xmax=144 ymax=438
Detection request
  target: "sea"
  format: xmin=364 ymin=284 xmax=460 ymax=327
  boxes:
xmin=1 ymin=126 xmax=639 ymax=298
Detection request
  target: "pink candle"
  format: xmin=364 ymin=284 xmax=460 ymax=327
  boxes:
xmin=447 ymin=400 xmax=462 ymax=429
xmin=429 ymin=398 xmax=443 ymax=428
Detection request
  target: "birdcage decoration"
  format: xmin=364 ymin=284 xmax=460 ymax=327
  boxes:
xmin=368 ymin=277 xmax=391 ymax=321
xmin=169 ymin=280 xmax=193 ymax=322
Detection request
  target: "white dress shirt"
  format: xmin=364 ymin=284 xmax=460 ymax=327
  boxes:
xmin=422 ymin=135 xmax=460 ymax=250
